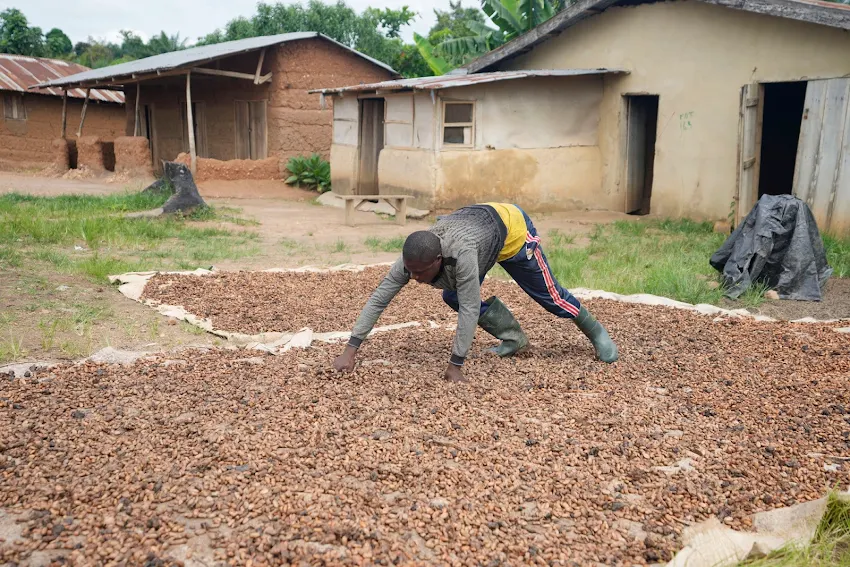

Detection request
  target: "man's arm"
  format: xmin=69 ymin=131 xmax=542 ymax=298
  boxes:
xmin=335 ymin=258 xmax=409 ymax=372
xmin=448 ymin=249 xmax=481 ymax=367
xmin=347 ymin=257 xmax=410 ymax=348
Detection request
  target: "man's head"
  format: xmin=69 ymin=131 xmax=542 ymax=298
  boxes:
xmin=403 ymin=231 xmax=442 ymax=283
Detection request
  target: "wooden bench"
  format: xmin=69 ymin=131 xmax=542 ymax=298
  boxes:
xmin=338 ymin=194 xmax=412 ymax=226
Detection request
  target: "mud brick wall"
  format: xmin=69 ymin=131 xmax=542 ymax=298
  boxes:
xmin=173 ymin=154 xmax=279 ymax=181
xmin=114 ymin=136 xmax=153 ymax=176
xmin=51 ymin=138 xmax=69 ymax=171
xmin=0 ymin=93 xmax=124 ymax=171
xmin=125 ymin=37 xmax=395 ymax=178
xmin=77 ymin=136 xmax=105 ymax=171
xmin=267 ymin=38 xmax=396 ymax=166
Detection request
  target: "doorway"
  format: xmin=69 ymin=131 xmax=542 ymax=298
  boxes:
xmin=235 ymin=100 xmax=268 ymax=160
xmin=358 ymin=98 xmax=385 ymax=195
xmin=139 ymin=104 xmax=158 ymax=171
xmin=757 ymin=82 xmax=806 ymax=198
xmin=624 ymin=95 xmax=659 ymax=215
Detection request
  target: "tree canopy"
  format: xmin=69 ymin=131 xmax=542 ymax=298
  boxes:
xmin=196 ymin=1 xmax=431 ymax=78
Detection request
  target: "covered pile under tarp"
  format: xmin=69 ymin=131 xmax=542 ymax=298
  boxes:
xmin=710 ymin=194 xmax=833 ymax=301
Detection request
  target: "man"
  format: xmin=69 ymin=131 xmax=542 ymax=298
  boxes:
xmin=333 ymin=203 xmax=618 ymax=382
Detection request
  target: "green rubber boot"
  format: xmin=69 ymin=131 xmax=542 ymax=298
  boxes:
xmin=478 ymin=296 xmax=529 ymax=357
xmin=573 ymin=306 xmax=619 ymax=363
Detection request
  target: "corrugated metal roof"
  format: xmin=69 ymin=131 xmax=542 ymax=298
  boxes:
xmin=310 ymin=68 xmax=627 ymax=94
xmin=0 ymin=54 xmax=123 ymax=103
xmin=33 ymin=32 xmax=398 ymax=90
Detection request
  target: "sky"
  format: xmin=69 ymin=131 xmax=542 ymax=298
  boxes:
xmin=4 ymin=0 xmax=462 ymax=46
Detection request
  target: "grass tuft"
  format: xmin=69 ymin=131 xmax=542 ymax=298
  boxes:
xmin=740 ymin=492 xmax=850 ymax=567
xmin=365 ymin=236 xmax=405 ymax=253
xmin=824 ymin=234 xmax=850 ymax=279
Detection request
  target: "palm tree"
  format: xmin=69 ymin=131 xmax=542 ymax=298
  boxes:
xmin=147 ymin=32 xmax=188 ymax=55
xmin=416 ymin=0 xmax=560 ymax=74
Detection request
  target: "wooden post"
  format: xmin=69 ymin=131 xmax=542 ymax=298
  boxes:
xmin=133 ymin=83 xmax=141 ymax=137
xmin=76 ymin=88 xmax=90 ymax=137
xmin=345 ymin=198 xmax=355 ymax=226
xmin=60 ymin=89 xmax=68 ymax=138
xmin=185 ymin=72 xmax=197 ymax=174
xmin=254 ymin=48 xmax=266 ymax=84
xmin=396 ymin=197 xmax=407 ymax=226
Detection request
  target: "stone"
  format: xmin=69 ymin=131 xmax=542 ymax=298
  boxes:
xmin=371 ymin=430 xmax=392 ymax=441
xmin=85 ymin=347 xmax=150 ymax=365
xmin=615 ymin=519 xmax=648 ymax=542
xmin=765 ymin=290 xmax=780 ymax=300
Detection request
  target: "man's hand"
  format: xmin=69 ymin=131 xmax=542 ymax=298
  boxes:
xmin=443 ymin=363 xmax=467 ymax=383
xmin=333 ymin=345 xmax=358 ymax=373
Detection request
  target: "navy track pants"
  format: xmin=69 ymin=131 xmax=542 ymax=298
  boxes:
xmin=442 ymin=207 xmax=582 ymax=319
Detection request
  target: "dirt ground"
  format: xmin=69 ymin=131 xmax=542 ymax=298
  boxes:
xmin=721 ymin=278 xmax=850 ymax=322
xmin=0 ymin=269 xmax=221 ymax=364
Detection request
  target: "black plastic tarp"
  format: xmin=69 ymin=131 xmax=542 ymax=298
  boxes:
xmin=710 ymin=194 xmax=832 ymax=301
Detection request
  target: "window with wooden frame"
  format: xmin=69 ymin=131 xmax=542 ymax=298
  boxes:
xmin=4 ymin=94 xmax=25 ymax=121
xmin=442 ymin=101 xmax=474 ymax=147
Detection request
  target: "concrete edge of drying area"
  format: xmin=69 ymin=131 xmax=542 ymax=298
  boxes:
xmin=107 ymin=262 xmax=850 ymax=346
xmin=3 ymin=261 xmax=846 ymax=376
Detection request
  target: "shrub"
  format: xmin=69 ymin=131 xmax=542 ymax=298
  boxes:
xmin=286 ymin=154 xmax=331 ymax=193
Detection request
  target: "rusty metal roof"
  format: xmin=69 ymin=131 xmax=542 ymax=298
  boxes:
xmin=0 ymin=54 xmax=124 ymax=103
xmin=310 ymin=68 xmax=627 ymax=95
xmin=32 ymin=32 xmax=398 ymax=91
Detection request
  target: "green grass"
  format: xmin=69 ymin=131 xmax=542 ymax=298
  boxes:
xmin=824 ymin=234 xmax=850 ymax=279
xmin=181 ymin=321 xmax=208 ymax=336
xmin=0 ymin=333 xmax=26 ymax=361
xmin=535 ymin=219 xmax=727 ymax=305
xmin=739 ymin=492 xmax=850 ymax=567
xmin=278 ymin=237 xmax=305 ymax=252
xmin=365 ymin=236 xmax=405 ymax=253
xmin=328 ymin=239 xmax=350 ymax=254
xmin=547 ymin=229 xmax=576 ymax=247
xmin=0 ymin=190 xmax=260 ymax=281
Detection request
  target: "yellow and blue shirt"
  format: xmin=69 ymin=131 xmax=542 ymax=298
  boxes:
xmin=484 ymin=202 xmax=527 ymax=262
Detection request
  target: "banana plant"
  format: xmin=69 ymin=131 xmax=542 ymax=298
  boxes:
xmin=413 ymin=32 xmax=453 ymax=76
xmin=416 ymin=0 xmax=559 ymax=75
xmin=481 ymin=0 xmax=556 ymax=41
xmin=435 ymin=21 xmax=506 ymax=63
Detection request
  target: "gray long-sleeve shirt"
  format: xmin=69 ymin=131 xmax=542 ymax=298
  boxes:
xmin=348 ymin=205 xmax=507 ymax=365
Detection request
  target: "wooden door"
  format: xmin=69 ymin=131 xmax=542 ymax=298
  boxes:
xmin=736 ymin=83 xmax=761 ymax=225
xmin=792 ymin=78 xmax=850 ymax=234
xmin=358 ymin=98 xmax=385 ymax=195
xmin=235 ymin=100 xmax=268 ymax=160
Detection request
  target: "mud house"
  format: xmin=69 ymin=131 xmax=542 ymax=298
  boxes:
xmin=316 ymin=0 xmax=850 ymax=235
xmin=33 ymin=33 xmax=399 ymax=180
xmin=0 ymin=54 xmax=124 ymax=172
